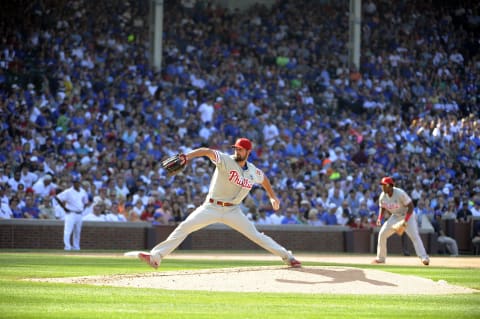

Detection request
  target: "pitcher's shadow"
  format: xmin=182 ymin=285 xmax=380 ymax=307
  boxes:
xmin=276 ymin=267 xmax=396 ymax=286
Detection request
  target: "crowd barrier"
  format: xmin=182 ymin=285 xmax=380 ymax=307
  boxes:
xmin=1 ymin=219 xmax=477 ymax=255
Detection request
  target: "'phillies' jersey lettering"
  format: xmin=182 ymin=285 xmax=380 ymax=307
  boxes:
xmin=381 ymin=202 xmax=401 ymax=210
xmin=228 ymin=171 xmax=253 ymax=189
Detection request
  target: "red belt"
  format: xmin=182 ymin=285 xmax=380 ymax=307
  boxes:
xmin=209 ymin=198 xmax=234 ymax=207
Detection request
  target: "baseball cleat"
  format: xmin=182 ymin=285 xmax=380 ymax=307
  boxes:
xmin=371 ymin=259 xmax=385 ymax=264
xmin=286 ymin=257 xmax=302 ymax=268
xmin=422 ymin=258 xmax=430 ymax=266
xmin=138 ymin=252 xmax=161 ymax=269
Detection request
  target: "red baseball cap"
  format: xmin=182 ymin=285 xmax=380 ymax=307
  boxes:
xmin=380 ymin=176 xmax=394 ymax=185
xmin=232 ymin=138 xmax=252 ymax=151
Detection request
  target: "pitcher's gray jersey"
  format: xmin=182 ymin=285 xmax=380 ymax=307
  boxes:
xmin=207 ymin=151 xmax=264 ymax=204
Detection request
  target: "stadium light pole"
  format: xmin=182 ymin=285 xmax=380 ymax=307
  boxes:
xmin=150 ymin=0 xmax=164 ymax=71
xmin=348 ymin=0 xmax=362 ymax=70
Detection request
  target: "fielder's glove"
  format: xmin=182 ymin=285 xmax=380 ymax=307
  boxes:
xmin=161 ymin=153 xmax=187 ymax=176
xmin=392 ymin=220 xmax=407 ymax=236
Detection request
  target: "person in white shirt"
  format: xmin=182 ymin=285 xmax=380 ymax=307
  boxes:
xmin=269 ymin=209 xmax=284 ymax=225
xmin=0 ymin=184 xmax=10 ymax=205
xmin=0 ymin=201 xmax=13 ymax=219
xmin=0 ymin=166 xmax=9 ymax=185
xmin=8 ymin=170 xmax=23 ymax=191
xmin=104 ymin=201 xmax=127 ymax=222
xmin=198 ymin=98 xmax=214 ymax=124
xmin=336 ymin=201 xmax=352 ymax=226
xmin=198 ymin=121 xmax=217 ymax=142
xmin=32 ymin=174 xmax=57 ymax=198
xmin=255 ymin=209 xmax=273 ymax=225
xmin=130 ymin=199 xmax=145 ymax=221
xmin=262 ymin=119 xmax=280 ymax=147
xmin=93 ymin=187 xmax=112 ymax=209
xmin=83 ymin=201 xmax=106 ymax=222
xmin=470 ymin=200 xmax=480 ymax=218
xmin=132 ymin=186 xmax=149 ymax=206
xmin=20 ymin=164 xmax=38 ymax=188
xmin=114 ymin=175 xmax=130 ymax=198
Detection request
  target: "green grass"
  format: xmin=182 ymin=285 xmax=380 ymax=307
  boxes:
xmin=0 ymin=252 xmax=479 ymax=319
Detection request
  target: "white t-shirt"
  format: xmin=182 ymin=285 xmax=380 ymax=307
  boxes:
xmin=0 ymin=202 xmax=12 ymax=219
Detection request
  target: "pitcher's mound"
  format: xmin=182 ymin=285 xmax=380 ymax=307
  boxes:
xmin=40 ymin=266 xmax=477 ymax=295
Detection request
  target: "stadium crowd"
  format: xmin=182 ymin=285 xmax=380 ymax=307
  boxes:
xmin=0 ymin=0 xmax=479 ymax=234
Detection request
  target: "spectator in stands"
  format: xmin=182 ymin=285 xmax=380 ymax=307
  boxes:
xmin=132 ymin=186 xmax=149 ymax=206
xmin=154 ymin=201 xmax=175 ymax=224
xmin=269 ymin=208 xmax=285 ymax=225
xmin=83 ymin=201 xmax=107 ymax=222
xmin=251 ymin=207 xmax=265 ymax=224
xmin=140 ymin=202 xmax=156 ymax=222
xmin=0 ymin=184 xmax=9 ymax=205
xmin=440 ymin=201 xmax=457 ymax=220
xmin=299 ymin=199 xmax=312 ymax=221
xmin=0 ymin=199 xmax=13 ymax=219
xmin=0 ymin=0 xmax=478 ymax=230
xmin=321 ymin=203 xmax=339 ymax=225
xmin=281 ymin=207 xmax=301 ymax=225
xmin=93 ymin=187 xmax=112 ymax=209
xmin=327 ymin=185 xmax=344 ymax=208
xmin=471 ymin=200 xmax=480 ymax=218
xmin=359 ymin=215 xmax=375 ymax=230
xmin=32 ymin=174 xmax=56 ymax=198
xmin=9 ymin=197 xmax=23 ymax=219
xmin=130 ymin=199 xmax=144 ymax=222
xmin=7 ymin=170 xmax=23 ymax=192
xmin=20 ymin=163 xmax=38 ymax=188
xmin=105 ymin=201 xmax=127 ymax=222
xmin=307 ymin=208 xmax=324 ymax=226
xmin=456 ymin=202 xmax=473 ymax=223
xmin=183 ymin=203 xmax=196 ymax=222
xmin=21 ymin=195 xmax=41 ymax=219
xmin=336 ymin=200 xmax=353 ymax=225
xmin=38 ymin=196 xmax=56 ymax=219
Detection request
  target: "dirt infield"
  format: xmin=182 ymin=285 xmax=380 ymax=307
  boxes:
xmin=35 ymin=253 xmax=479 ymax=295
xmin=165 ymin=253 xmax=480 ymax=268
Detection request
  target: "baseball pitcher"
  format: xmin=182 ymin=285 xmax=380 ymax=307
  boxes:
xmin=134 ymin=138 xmax=302 ymax=269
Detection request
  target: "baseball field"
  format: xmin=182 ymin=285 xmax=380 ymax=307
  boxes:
xmin=1 ymin=251 xmax=479 ymax=319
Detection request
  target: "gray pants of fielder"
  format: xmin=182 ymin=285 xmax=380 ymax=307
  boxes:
xmin=376 ymin=213 xmax=429 ymax=262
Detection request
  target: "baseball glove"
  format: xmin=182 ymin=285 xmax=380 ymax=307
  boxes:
xmin=161 ymin=153 xmax=187 ymax=176
xmin=392 ymin=220 xmax=407 ymax=236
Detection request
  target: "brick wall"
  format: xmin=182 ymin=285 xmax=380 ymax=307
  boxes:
xmin=156 ymin=225 xmax=349 ymax=252
xmin=0 ymin=219 xmax=148 ymax=250
xmin=2 ymin=219 xmax=473 ymax=254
